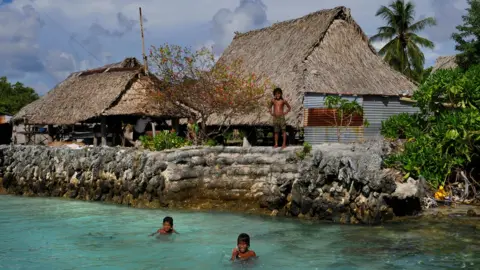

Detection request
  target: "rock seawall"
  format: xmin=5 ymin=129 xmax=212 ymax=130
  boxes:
xmin=0 ymin=143 xmax=424 ymax=224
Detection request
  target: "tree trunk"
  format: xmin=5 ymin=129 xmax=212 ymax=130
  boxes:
xmin=199 ymin=115 xmax=207 ymax=143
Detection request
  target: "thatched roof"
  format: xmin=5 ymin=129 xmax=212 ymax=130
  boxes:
xmin=208 ymin=6 xmax=416 ymax=127
xmin=432 ymin=55 xmax=458 ymax=72
xmin=14 ymin=58 xmax=187 ymax=125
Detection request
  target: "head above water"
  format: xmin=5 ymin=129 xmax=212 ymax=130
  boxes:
xmin=237 ymin=233 xmax=250 ymax=252
xmin=163 ymin=216 xmax=173 ymax=232
xmin=273 ymin=87 xmax=283 ymax=99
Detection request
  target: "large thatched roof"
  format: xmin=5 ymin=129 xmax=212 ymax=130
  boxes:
xmin=432 ymin=55 xmax=458 ymax=72
xmin=208 ymin=6 xmax=416 ymax=127
xmin=14 ymin=58 xmax=187 ymax=125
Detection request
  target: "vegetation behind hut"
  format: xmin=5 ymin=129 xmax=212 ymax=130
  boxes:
xmin=0 ymin=77 xmax=39 ymax=116
xmin=148 ymin=44 xmax=271 ymax=142
xmin=452 ymin=0 xmax=480 ymax=70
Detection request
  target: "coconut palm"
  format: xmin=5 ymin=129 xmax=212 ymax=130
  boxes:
xmin=370 ymin=0 xmax=436 ymax=81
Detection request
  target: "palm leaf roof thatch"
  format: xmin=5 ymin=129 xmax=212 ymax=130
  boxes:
xmin=13 ymin=58 xmax=187 ymax=125
xmin=432 ymin=55 xmax=458 ymax=72
xmin=207 ymin=6 xmax=417 ymax=128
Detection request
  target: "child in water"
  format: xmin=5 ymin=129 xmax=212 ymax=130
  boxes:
xmin=231 ymin=233 xmax=257 ymax=261
xmin=149 ymin=216 xmax=179 ymax=236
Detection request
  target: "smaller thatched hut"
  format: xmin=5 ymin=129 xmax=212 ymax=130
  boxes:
xmin=13 ymin=58 xmax=188 ymax=145
xmin=432 ymin=55 xmax=458 ymax=72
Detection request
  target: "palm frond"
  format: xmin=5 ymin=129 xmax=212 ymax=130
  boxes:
xmin=378 ymin=37 xmax=400 ymax=56
xmin=370 ymin=32 xmax=395 ymax=42
xmin=375 ymin=5 xmax=397 ymax=26
xmin=377 ymin=26 xmax=397 ymax=36
xmin=403 ymin=1 xmax=416 ymax=26
xmin=409 ymin=33 xmax=435 ymax=49
xmin=408 ymin=17 xmax=436 ymax=33
xmin=407 ymin=42 xmax=425 ymax=71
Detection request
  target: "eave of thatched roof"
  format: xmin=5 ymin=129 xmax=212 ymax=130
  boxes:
xmin=432 ymin=55 xmax=458 ymax=72
xmin=209 ymin=6 xmax=417 ymax=127
xmin=14 ymin=58 xmax=187 ymax=125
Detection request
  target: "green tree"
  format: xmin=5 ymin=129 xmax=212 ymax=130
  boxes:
xmin=381 ymin=65 xmax=480 ymax=189
xmin=370 ymin=0 xmax=436 ymax=81
xmin=420 ymin=66 xmax=433 ymax=84
xmin=324 ymin=96 xmax=368 ymax=142
xmin=0 ymin=77 xmax=39 ymax=115
xmin=452 ymin=0 xmax=480 ymax=70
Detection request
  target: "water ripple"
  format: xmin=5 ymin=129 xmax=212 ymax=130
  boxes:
xmin=0 ymin=195 xmax=479 ymax=269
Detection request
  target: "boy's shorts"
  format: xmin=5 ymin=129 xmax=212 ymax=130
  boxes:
xmin=273 ymin=116 xmax=286 ymax=132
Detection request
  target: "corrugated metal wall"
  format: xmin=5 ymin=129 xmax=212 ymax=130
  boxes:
xmin=363 ymin=96 xmax=419 ymax=139
xmin=303 ymin=93 xmax=418 ymax=144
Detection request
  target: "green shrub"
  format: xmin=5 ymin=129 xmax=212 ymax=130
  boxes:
xmin=205 ymin=139 xmax=217 ymax=146
xmin=382 ymin=65 xmax=480 ymax=188
xmin=139 ymin=131 xmax=190 ymax=151
xmin=296 ymin=142 xmax=312 ymax=160
xmin=381 ymin=112 xmax=425 ymax=139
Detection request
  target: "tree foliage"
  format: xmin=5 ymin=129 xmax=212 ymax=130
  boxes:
xmin=452 ymin=0 xmax=480 ymax=70
xmin=370 ymin=0 xmax=436 ymax=81
xmin=0 ymin=76 xmax=39 ymax=115
xmin=148 ymin=44 xmax=270 ymax=141
xmin=324 ymin=96 xmax=368 ymax=142
xmin=381 ymin=65 xmax=480 ymax=188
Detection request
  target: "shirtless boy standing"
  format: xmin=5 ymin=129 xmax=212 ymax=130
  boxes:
xmin=269 ymin=88 xmax=291 ymax=148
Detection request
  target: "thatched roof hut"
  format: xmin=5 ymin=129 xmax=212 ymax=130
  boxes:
xmin=14 ymin=58 xmax=187 ymax=125
xmin=432 ymin=55 xmax=458 ymax=72
xmin=208 ymin=6 xmax=416 ymax=128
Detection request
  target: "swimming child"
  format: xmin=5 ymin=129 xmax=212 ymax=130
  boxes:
xmin=268 ymin=87 xmax=291 ymax=149
xmin=149 ymin=216 xmax=178 ymax=236
xmin=231 ymin=233 xmax=257 ymax=261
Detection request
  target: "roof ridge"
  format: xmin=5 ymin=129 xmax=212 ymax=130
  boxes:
xmin=233 ymin=6 xmax=347 ymax=39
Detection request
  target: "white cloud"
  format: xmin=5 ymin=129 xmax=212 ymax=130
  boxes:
xmin=210 ymin=0 xmax=269 ymax=54
xmin=0 ymin=4 xmax=44 ymax=78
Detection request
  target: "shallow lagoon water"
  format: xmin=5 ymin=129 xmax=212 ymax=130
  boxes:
xmin=0 ymin=196 xmax=478 ymax=269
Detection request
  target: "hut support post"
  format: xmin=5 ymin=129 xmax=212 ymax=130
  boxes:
xmin=101 ymin=116 xmax=107 ymax=146
xmin=151 ymin=122 xmax=156 ymax=137
xmin=172 ymin=118 xmax=179 ymax=134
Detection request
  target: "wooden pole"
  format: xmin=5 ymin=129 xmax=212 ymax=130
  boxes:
xmin=101 ymin=116 xmax=107 ymax=146
xmin=139 ymin=7 xmax=148 ymax=74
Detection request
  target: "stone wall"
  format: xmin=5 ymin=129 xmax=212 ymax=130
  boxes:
xmin=0 ymin=142 xmax=425 ymax=225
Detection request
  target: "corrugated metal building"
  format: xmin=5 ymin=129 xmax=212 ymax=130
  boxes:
xmin=304 ymin=93 xmax=418 ymax=144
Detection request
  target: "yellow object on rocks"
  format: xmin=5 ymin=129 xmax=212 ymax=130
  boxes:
xmin=434 ymin=186 xmax=448 ymax=200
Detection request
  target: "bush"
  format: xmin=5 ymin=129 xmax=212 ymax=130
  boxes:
xmin=381 ymin=65 xmax=480 ymax=188
xmin=139 ymin=131 xmax=190 ymax=151
xmin=205 ymin=139 xmax=217 ymax=146
xmin=381 ymin=112 xmax=425 ymax=139
xmin=296 ymin=142 xmax=312 ymax=160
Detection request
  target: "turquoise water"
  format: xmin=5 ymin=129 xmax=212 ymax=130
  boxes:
xmin=0 ymin=196 xmax=478 ymax=269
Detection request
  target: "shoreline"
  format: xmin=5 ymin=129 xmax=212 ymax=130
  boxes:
xmin=0 ymin=143 xmax=431 ymax=225
xmin=1 ymin=193 xmax=479 ymax=228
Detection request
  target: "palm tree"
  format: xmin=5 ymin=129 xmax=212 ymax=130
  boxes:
xmin=370 ymin=0 xmax=436 ymax=81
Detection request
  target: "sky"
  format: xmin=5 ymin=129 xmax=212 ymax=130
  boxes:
xmin=0 ymin=0 xmax=469 ymax=95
